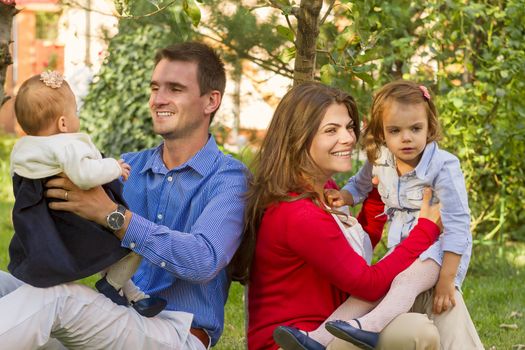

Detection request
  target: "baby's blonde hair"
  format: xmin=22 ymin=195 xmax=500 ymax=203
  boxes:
xmin=363 ymin=80 xmax=442 ymax=164
xmin=14 ymin=74 xmax=75 ymax=135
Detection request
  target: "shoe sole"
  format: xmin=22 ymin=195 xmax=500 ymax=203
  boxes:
xmin=132 ymin=298 xmax=167 ymax=318
xmin=273 ymin=327 xmax=310 ymax=350
xmin=325 ymin=323 xmax=375 ymax=350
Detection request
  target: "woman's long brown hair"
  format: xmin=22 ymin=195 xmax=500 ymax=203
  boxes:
xmin=229 ymin=82 xmax=359 ymax=284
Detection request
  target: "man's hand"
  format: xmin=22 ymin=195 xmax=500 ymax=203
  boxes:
xmin=433 ymin=276 xmax=456 ymax=314
xmin=118 ymin=159 xmax=131 ymax=181
xmin=45 ymin=174 xmax=117 ymax=227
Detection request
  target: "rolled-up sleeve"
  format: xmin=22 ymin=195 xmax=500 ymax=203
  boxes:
xmin=122 ymin=165 xmax=247 ymax=283
xmin=434 ymin=157 xmax=471 ymax=254
xmin=343 ymin=160 xmax=374 ymax=204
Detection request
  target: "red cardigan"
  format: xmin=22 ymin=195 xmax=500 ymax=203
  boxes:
xmin=247 ymin=192 xmax=439 ymax=350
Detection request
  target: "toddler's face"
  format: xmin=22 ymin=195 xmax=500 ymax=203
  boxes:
xmin=382 ymin=101 xmax=429 ymax=169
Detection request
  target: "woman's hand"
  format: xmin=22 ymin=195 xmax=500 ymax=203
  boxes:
xmin=44 ymin=174 xmax=117 ymax=227
xmin=419 ymin=188 xmax=442 ymax=229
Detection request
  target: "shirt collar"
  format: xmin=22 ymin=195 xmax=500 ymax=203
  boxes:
xmin=414 ymin=141 xmax=438 ymax=179
xmin=139 ymin=135 xmax=220 ymax=176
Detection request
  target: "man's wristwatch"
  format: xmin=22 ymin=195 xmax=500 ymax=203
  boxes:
xmin=106 ymin=204 xmax=127 ymax=231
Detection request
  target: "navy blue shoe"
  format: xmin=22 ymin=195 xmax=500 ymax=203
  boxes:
xmin=95 ymin=277 xmax=128 ymax=306
xmin=132 ymin=296 xmax=167 ymax=318
xmin=273 ymin=326 xmax=325 ymax=350
xmin=325 ymin=320 xmax=379 ymax=350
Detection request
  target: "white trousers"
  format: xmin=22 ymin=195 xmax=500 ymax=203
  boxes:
xmin=0 ymin=271 xmax=206 ymax=350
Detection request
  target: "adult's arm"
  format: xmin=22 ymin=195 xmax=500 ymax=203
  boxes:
xmin=357 ymin=187 xmax=387 ymax=248
xmin=45 ymin=166 xmax=247 ymax=283
xmin=122 ymin=168 xmax=246 ymax=282
xmin=287 ymin=189 xmax=440 ymax=301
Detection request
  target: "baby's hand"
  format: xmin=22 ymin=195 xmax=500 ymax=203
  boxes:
xmin=433 ymin=277 xmax=456 ymax=314
xmin=324 ymin=189 xmax=346 ymax=208
xmin=118 ymin=159 xmax=131 ymax=181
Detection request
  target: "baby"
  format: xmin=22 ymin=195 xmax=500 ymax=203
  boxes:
xmin=8 ymin=71 xmax=166 ymax=317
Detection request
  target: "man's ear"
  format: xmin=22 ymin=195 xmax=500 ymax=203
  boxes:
xmin=57 ymin=116 xmax=68 ymax=133
xmin=204 ymin=91 xmax=221 ymax=116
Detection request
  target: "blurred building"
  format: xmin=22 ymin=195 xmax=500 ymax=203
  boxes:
xmin=2 ymin=0 xmax=117 ymax=134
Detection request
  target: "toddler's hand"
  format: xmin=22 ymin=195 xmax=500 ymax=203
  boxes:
xmin=324 ymin=189 xmax=346 ymax=208
xmin=433 ymin=277 xmax=456 ymax=314
xmin=118 ymin=159 xmax=131 ymax=181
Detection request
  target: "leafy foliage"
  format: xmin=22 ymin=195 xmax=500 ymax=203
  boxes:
xmin=289 ymin=0 xmax=525 ymax=241
xmin=80 ymin=5 xmax=194 ymax=157
xmin=81 ymin=0 xmax=524 ymax=241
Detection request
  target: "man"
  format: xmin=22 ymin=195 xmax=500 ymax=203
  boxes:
xmin=0 ymin=42 xmax=247 ymax=349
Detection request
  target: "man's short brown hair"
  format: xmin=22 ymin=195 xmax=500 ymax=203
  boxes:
xmin=154 ymin=42 xmax=226 ymax=121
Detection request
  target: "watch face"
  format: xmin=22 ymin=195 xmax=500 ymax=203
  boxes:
xmin=108 ymin=212 xmax=125 ymax=231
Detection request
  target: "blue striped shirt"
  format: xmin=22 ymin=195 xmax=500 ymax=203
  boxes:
xmin=120 ymin=136 xmax=247 ymax=345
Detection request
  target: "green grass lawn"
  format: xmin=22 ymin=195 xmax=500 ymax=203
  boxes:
xmin=0 ymin=135 xmax=523 ymax=349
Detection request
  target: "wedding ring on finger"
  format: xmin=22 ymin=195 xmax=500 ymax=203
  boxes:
xmin=64 ymin=190 xmax=69 ymax=201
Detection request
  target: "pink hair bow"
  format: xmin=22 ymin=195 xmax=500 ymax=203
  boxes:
xmin=419 ymin=85 xmax=431 ymax=101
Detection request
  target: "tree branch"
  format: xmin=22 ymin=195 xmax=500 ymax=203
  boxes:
xmin=62 ymin=0 xmax=177 ymax=19
xmin=194 ymin=30 xmax=294 ymax=78
xmin=268 ymin=0 xmax=300 ymax=17
xmin=319 ymin=0 xmax=335 ymax=26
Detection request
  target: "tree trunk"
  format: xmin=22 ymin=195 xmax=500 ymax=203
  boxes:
xmin=293 ymin=0 xmax=322 ymax=86
xmin=0 ymin=2 xmax=18 ymax=103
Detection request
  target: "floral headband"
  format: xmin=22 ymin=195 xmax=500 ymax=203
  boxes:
xmin=419 ymin=85 xmax=431 ymax=101
xmin=40 ymin=71 xmax=64 ymax=89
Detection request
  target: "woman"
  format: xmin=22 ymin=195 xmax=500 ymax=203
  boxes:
xmin=229 ymin=82 xmax=442 ymax=350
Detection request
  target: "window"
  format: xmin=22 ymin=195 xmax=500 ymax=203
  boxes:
xmin=35 ymin=12 xmax=60 ymax=41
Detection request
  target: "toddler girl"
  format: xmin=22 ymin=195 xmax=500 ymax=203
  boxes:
xmin=8 ymin=71 xmax=166 ymax=317
xmin=320 ymin=80 xmax=472 ymax=349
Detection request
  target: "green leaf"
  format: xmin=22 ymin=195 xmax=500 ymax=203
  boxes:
xmin=452 ymin=98 xmax=464 ymax=108
xmin=354 ymin=47 xmax=380 ymax=65
xmin=183 ymin=0 xmax=201 ymax=27
xmin=276 ymin=25 xmax=294 ymax=42
xmin=354 ymin=72 xmax=374 ymax=85
xmin=320 ymin=64 xmax=336 ymax=85
xmin=495 ymin=88 xmax=506 ymax=98
xmin=352 ymin=64 xmax=373 ymax=73
xmin=278 ymin=46 xmax=296 ymax=64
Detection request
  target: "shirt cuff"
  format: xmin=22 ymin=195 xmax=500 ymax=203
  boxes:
xmin=442 ymin=235 xmax=471 ymax=255
xmin=121 ymin=213 xmax=152 ymax=252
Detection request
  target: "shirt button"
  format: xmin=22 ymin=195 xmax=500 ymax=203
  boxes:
xmin=130 ymin=242 xmax=136 ymax=248
xmin=160 ymin=261 xmax=166 ymax=267
xmin=167 ymin=176 xmax=173 ymax=182
xmin=157 ymin=214 xmax=163 ymax=220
